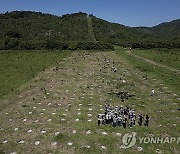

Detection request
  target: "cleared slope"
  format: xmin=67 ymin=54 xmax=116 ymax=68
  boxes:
xmin=87 ymin=15 xmax=96 ymax=42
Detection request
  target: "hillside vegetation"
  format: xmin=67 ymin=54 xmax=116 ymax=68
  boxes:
xmin=0 ymin=11 xmax=180 ymax=50
xmin=91 ymin=15 xmax=180 ymax=48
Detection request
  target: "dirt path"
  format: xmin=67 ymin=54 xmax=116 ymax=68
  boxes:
xmin=0 ymin=51 xmax=179 ymax=154
xmin=126 ymin=50 xmax=180 ymax=74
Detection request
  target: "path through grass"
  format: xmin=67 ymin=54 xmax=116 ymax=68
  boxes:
xmin=131 ymin=49 xmax=180 ymax=70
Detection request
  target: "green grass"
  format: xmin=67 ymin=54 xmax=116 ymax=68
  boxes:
xmin=0 ymin=50 xmax=179 ymax=154
xmin=115 ymin=47 xmax=180 ymax=95
xmin=132 ymin=48 xmax=180 ymax=70
xmin=0 ymin=50 xmax=71 ymax=99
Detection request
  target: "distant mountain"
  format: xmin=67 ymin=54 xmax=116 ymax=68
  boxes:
xmin=150 ymin=19 xmax=180 ymax=40
xmin=0 ymin=11 xmax=179 ymax=49
xmin=90 ymin=15 xmax=153 ymax=45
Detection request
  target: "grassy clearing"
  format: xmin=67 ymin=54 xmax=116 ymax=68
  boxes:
xmin=0 ymin=50 xmax=71 ymax=99
xmin=115 ymin=47 xmax=180 ymax=94
xmin=131 ymin=48 xmax=180 ymax=70
xmin=0 ymin=49 xmax=179 ymax=153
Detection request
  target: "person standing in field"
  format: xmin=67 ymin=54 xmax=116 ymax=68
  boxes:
xmin=98 ymin=115 xmax=101 ymax=126
xmin=151 ymin=89 xmax=155 ymax=96
xmin=106 ymin=113 xmax=109 ymax=124
xmin=138 ymin=114 xmax=144 ymax=126
xmin=117 ymin=115 xmax=122 ymax=127
xmin=112 ymin=116 xmax=117 ymax=127
xmin=122 ymin=119 xmax=126 ymax=128
xmin=102 ymin=115 xmax=105 ymax=125
xmin=144 ymin=114 xmax=150 ymax=127
xmin=129 ymin=117 xmax=134 ymax=128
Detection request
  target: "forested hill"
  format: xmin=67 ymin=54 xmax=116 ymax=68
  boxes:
xmin=90 ymin=15 xmax=180 ymax=48
xmin=90 ymin=15 xmax=151 ymax=45
xmin=0 ymin=11 xmax=90 ymax=45
xmin=0 ymin=11 xmax=179 ymax=50
xmin=150 ymin=19 xmax=180 ymax=40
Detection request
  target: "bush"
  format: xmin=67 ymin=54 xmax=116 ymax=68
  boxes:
xmin=132 ymin=41 xmax=180 ymax=49
xmin=75 ymin=41 xmax=114 ymax=50
xmin=45 ymin=39 xmax=58 ymax=49
xmin=4 ymin=38 xmax=19 ymax=49
xmin=5 ymin=31 xmax=21 ymax=38
xmin=0 ymin=40 xmax=4 ymax=50
xmin=19 ymin=41 xmax=43 ymax=50
xmin=1 ymin=39 xmax=114 ymax=51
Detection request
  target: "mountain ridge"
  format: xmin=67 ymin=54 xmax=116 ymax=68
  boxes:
xmin=0 ymin=11 xmax=179 ymax=49
xmin=1 ymin=10 xmax=179 ymax=27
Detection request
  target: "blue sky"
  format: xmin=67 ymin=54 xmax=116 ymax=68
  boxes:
xmin=0 ymin=0 xmax=179 ymax=27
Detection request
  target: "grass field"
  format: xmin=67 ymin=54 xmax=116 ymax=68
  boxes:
xmin=131 ymin=48 xmax=180 ymax=70
xmin=0 ymin=50 xmax=71 ymax=99
xmin=116 ymin=47 xmax=180 ymax=94
xmin=0 ymin=49 xmax=179 ymax=154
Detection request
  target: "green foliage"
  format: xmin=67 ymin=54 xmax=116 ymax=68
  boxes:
xmin=91 ymin=16 xmax=180 ymax=48
xmin=4 ymin=38 xmax=19 ymax=49
xmin=5 ymin=31 xmax=21 ymax=38
xmin=74 ymin=41 xmax=114 ymax=50
xmin=150 ymin=19 xmax=180 ymax=39
xmin=0 ymin=40 xmax=4 ymax=50
xmin=0 ymin=11 xmax=90 ymax=45
xmin=44 ymin=41 xmax=114 ymax=50
xmin=132 ymin=41 xmax=180 ymax=49
xmin=19 ymin=41 xmax=43 ymax=50
xmin=91 ymin=15 xmax=151 ymax=46
xmin=0 ymin=11 xmax=179 ymax=50
xmin=45 ymin=39 xmax=58 ymax=49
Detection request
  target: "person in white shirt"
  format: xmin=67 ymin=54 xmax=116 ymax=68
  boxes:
xmin=151 ymin=89 xmax=155 ymax=96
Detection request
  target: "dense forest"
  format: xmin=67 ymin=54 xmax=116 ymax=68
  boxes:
xmin=0 ymin=11 xmax=179 ymax=50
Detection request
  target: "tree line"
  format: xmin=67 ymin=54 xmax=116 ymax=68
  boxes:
xmin=131 ymin=41 xmax=180 ymax=49
xmin=0 ymin=36 xmax=114 ymax=51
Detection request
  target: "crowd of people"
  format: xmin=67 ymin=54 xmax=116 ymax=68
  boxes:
xmin=97 ymin=104 xmax=150 ymax=128
xmin=97 ymin=57 xmax=150 ymax=128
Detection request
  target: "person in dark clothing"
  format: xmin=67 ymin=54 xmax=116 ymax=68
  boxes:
xmin=124 ymin=108 xmax=127 ymax=115
xmin=98 ymin=115 xmax=101 ymax=126
xmin=129 ymin=118 xmax=133 ymax=128
xmin=144 ymin=114 xmax=150 ymax=127
xmin=124 ymin=115 xmax=128 ymax=123
xmin=102 ymin=115 xmax=105 ymax=125
xmin=122 ymin=119 xmax=126 ymax=128
xmin=138 ymin=114 xmax=144 ymax=126
xmin=133 ymin=114 xmax=136 ymax=125
xmin=117 ymin=116 xmax=122 ymax=127
xmin=112 ymin=116 xmax=117 ymax=127
xmin=106 ymin=113 xmax=109 ymax=124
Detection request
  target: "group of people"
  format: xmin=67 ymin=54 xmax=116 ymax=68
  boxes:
xmin=99 ymin=57 xmax=117 ymax=73
xmin=97 ymin=57 xmax=150 ymax=128
xmin=97 ymin=104 xmax=150 ymax=128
